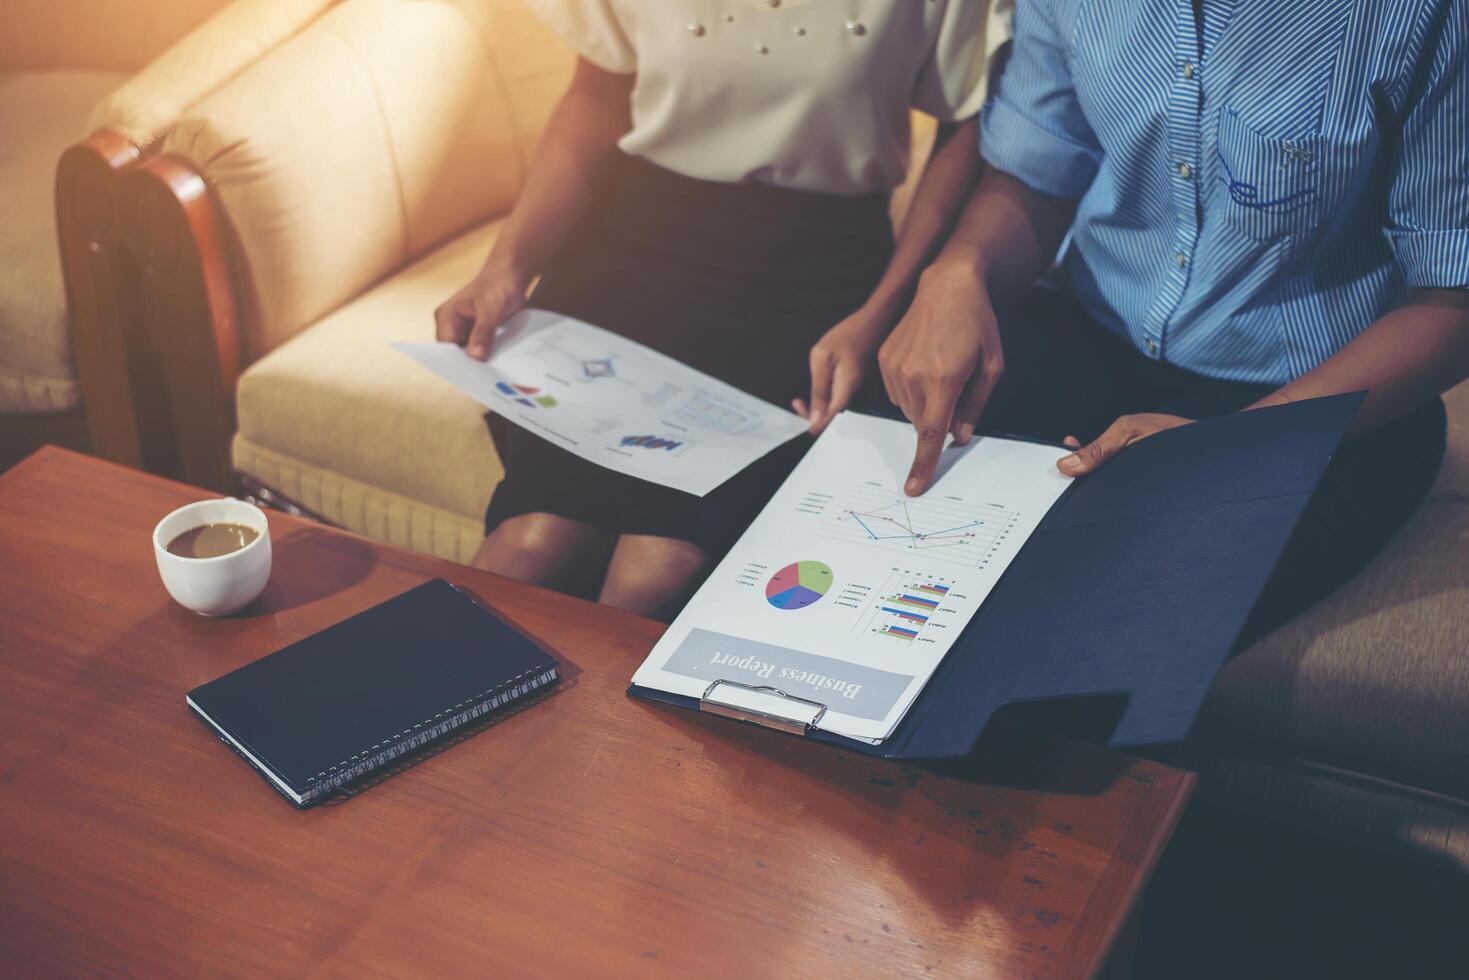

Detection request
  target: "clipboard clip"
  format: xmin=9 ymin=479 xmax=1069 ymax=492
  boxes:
xmin=699 ymin=679 xmax=828 ymax=736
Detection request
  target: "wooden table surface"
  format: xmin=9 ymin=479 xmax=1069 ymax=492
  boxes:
xmin=0 ymin=449 xmax=1193 ymax=978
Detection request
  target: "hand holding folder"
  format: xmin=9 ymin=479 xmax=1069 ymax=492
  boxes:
xmin=632 ymin=393 xmax=1363 ymax=756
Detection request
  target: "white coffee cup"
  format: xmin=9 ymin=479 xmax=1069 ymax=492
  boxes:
xmin=153 ymin=498 xmax=273 ymax=616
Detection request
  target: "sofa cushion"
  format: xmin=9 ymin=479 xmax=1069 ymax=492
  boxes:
xmin=234 ymin=221 xmax=504 ymax=561
xmin=1195 ymin=499 xmax=1469 ymax=803
xmin=1434 ymin=380 xmax=1469 ymax=500
xmin=232 ymin=436 xmax=487 ymax=563
xmin=0 ymin=70 xmax=127 ymax=413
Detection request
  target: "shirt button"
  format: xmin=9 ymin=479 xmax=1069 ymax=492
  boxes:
xmin=1182 ymin=61 xmax=1196 ymax=79
xmin=1146 ymin=338 xmax=1159 ymax=354
xmin=1174 ymin=251 xmax=1188 ymax=267
xmin=1177 ymin=162 xmax=1193 ymax=179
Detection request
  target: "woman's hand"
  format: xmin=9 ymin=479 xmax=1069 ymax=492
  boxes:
xmin=794 ymin=308 xmax=890 ymax=434
xmin=878 ymin=260 xmax=1005 ymax=495
xmin=432 ymin=58 xmax=633 ymax=361
xmin=433 ymin=262 xmax=531 ymax=361
xmin=1057 ymin=413 xmax=1192 ymax=475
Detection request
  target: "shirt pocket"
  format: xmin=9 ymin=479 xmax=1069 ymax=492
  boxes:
xmin=1214 ymin=108 xmax=1326 ymax=241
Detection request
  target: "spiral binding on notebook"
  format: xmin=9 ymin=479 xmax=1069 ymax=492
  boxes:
xmin=299 ymin=665 xmax=558 ymax=803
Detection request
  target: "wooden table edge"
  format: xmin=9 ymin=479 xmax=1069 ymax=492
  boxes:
xmin=2 ymin=445 xmax=136 ymax=491
xmin=1058 ymin=765 xmax=1196 ymax=978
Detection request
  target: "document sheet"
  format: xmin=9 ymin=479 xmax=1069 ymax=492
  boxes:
xmin=393 ymin=310 xmax=809 ymax=496
xmin=631 ymin=412 xmax=1074 ymax=743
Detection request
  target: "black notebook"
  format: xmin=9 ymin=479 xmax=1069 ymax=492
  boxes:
xmin=187 ymin=579 xmax=558 ymax=807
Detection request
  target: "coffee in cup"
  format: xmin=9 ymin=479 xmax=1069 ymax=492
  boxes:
xmin=166 ymin=522 xmax=260 ymax=559
xmin=153 ymin=499 xmax=273 ymax=616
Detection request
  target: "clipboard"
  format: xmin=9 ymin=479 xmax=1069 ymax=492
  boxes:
xmin=630 ymin=392 xmax=1363 ymax=756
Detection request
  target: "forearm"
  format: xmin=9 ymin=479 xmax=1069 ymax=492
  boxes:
xmin=924 ymin=166 xmax=1077 ymax=294
xmin=482 ymin=60 xmax=633 ymax=285
xmin=1249 ymin=289 xmax=1469 ymax=436
xmin=863 ymin=121 xmax=982 ymax=321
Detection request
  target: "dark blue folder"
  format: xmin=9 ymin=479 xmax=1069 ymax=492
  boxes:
xmin=630 ymin=393 xmax=1362 ymax=757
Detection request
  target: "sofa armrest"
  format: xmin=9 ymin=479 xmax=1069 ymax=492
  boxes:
xmin=58 ymin=133 xmax=243 ymax=490
xmin=57 ymin=131 xmax=146 ymax=469
xmin=90 ymin=0 xmax=338 ymax=149
xmin=160 ymin=0 xmax=571 ymax=362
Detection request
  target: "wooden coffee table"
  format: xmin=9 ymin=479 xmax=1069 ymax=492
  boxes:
xmin=0 ymin=449 xmax=1193 ymax=978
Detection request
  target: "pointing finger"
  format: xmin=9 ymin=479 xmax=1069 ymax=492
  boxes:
xmin=905 ymin=402 xmax=954 ymax=496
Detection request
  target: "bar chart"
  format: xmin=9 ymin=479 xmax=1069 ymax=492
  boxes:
xmin=856 ymin=573 xmax=964 ymax=645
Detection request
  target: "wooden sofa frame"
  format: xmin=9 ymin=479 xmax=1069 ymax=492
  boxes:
xmin=55 ymin=132 xmax=239 ymax=491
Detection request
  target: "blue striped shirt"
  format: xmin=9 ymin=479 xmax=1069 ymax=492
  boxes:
xmin=980 ymin=0 xmax=1469 ymax=384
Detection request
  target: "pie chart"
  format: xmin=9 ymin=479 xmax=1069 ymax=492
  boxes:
xmin=765 ymin=560 xmax=833 ymax=610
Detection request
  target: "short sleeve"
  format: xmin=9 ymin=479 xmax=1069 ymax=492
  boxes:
xmin=912 ymin=0 xmax=1012 ymax=121
xmin=1385 ymin=0 xmax=1469 ymax=289
xmin=522 ymin=0 xmax=636 ymax=75
xmin=979 ymin=0 xmax=1101 ymax=199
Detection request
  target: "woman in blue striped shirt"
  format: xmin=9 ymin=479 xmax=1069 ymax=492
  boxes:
xmin=804 ymin=0 xmax=1469 ymax=639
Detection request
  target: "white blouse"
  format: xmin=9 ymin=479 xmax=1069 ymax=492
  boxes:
xmin=525 ymin=0 xmax=1009 ymax=194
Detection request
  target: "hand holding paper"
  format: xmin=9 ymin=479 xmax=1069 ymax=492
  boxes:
xmin=395 ymin=310 xmax=809 ymax=497
xmin=432 ymin=266 xmax=530 ymax=361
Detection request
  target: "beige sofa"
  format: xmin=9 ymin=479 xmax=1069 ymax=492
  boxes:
xmin=90 ymin=0 xmax=937 ymax=558
xmin=0 ymin=0 xmax=336 ymax=470
xmin=1185 ymin=382 xmax=1469 ymax=871
xmin=81 ymin=0 xmax=1469 ymax=871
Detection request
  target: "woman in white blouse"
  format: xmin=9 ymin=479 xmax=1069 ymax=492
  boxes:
xmin=436 ymin=0 xmax=1005 ymax=618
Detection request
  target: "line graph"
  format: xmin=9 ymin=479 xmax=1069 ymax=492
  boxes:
xmin=848 ymin=503 xmax=986 ymax=550
xmin=804 ymin=483 xmax=1022 ymax=570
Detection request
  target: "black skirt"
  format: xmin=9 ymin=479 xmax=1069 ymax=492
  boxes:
xmin=484 ymin=155 xmax=896 ymax=556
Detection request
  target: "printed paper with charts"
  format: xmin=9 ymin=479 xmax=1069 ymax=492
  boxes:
xmin=393 ymin=310 xmax=808 ymax=496
xmin=631 ymin=411 xmax=1074 ymax=743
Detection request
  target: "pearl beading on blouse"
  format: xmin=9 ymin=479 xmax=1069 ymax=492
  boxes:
xmin=525 ymin=1 xmax=1010 ymax=194
xmin=687 ymin=9 xmax=872 ymax=45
